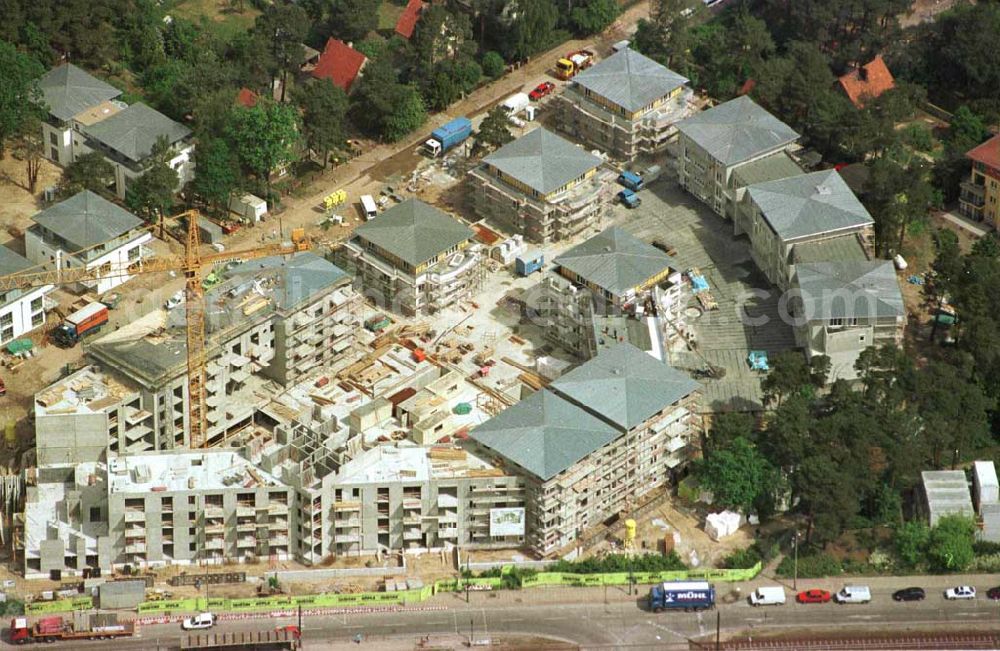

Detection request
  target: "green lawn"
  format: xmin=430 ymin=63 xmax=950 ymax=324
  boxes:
xmin=378 ymin=2 xmax=405 ymax=32
xmin=170 ymin=0 xmax=260 ymax=39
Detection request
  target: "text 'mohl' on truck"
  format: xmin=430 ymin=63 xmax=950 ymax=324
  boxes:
xmin=648 ymin=581 xmax=716 ymax=613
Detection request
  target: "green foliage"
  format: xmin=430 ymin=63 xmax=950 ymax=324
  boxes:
xmin=350 ymin=56 xmax=427 ymax=142
xmin=293 ymin=80 xmax=349 ymax=166
xmin=893 ymin=520 xmax=930 ymax=569
xmin=56 ymin=152 xmax=116 ymax=199
xmin=354 ymin=37 xmax=386 ymax=61
xmin=481 ymin=51 xmax=505 ymax=79
xmin=697 ymin=437 xmax=778 ymax=513
xmin=550 ymin=552 xmax=686 ymax=574
xmin=927 ymin=515 xmax=976 ymax=572
xmin=500 ymin=0 xmax=559 ymax=62
xmin=720 ymin=545 xmax=762 ymax=570
xmin=569 ymin=0 xmax=620 ymax=36
xmin=193 ymin=138 xmax=240 ymax=216
xmin=902 ymin=124 xmax=935 ymax=152
xmin=0 ymin=599 xmax=24 ymax=616
xmin=226 ymin=101 xmax=301 ymax=189
xmin=125 ymin=160 xmax=179 ymax=222
xmin=775 ymin=552 xmax=843 ymax=578
xmin=474 ymin=106 xmax=514 ymax=154
xmin=0 ymin=39 xmax=44 ymax=157
xmin=325 ymin=0 xmax=380 ymax=43
xmin=706 ymin=411 xmax=754 ymax=453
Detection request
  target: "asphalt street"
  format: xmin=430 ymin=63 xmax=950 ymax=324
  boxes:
xmin=23 ymin=582 xmax=1000 ymax=650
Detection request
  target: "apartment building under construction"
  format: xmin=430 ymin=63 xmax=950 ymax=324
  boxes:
xmin=339 ymin=199 xmax=483 ymax=315
xmin=552 ymin=47 xmax=694 ymax=161
xmin=467 ymin=128 xmax=614 ymax=244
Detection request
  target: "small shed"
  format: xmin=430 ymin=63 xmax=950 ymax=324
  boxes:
xmin=229 ymin=194 xmax=267 ymax=223
xmin=98 ymin=580 xmax=146 ymax=609
xmin=974 ymin=460 xmax=999 ymax=508
xmin=197 ymin=217 xmax=224 ymax=245
xmin=921 ymin=470 xmax=974 ymax=527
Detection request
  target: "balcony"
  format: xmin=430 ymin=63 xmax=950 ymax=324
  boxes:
xmin=333 ymin=501 xmax=361 ymax=511
xmin=334 ymin=533 xmax=361 ymax=543
xmin=204 ymin=537 xmax=225 ymax=550
xmin=960 ymin=181 xmax=986 ymax=207
xmin=204 ymin=506 xmax=225 ymax=518
xmin=402 ymin=498 xmax=422 ymax=510
xmin=236 ymin=505 xmax=255 ymax=517
xmin=124 ymin=510 xmax=145 ymax=522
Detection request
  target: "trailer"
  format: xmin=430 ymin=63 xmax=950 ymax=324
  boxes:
xmin=181 ymin=629 xmax=300 ymax=650
xmin=10 ymin=613 xmax=135 ymax=644
xmin=515 ymin=251 xmax=544 ymax=276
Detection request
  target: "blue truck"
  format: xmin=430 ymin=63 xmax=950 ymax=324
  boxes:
xmin=618 ymin=189 xmax=641 ymax=208
xmin=648 ymin=581 xmax=716 ymax=613
xmin=515 ymin=251 xmax=544 ymax=276
xmin=424 ymin=117 xmax=473 ymax=157
xmin=617 ymin=170 xmax=644 ymax=192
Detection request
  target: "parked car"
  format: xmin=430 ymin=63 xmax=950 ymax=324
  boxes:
xmin=182 ymin=613 xmax=216 ymax=630
xmin=945 ymin=586 xmax=976 ymax=600
xmin=165 ymin=290 xmax=184 ymax=310
xmin=275 ymin=625 xmax=301 ymax=638
xmin=796 ymin=589 xmax=831 ymax=604
xmin=529 ymin=82 xmax=556 ymax=101
xmin=987 ymin=586 xmax=1000 ymax=600
xmin=892 ymin=587 xmax=926 ymax=602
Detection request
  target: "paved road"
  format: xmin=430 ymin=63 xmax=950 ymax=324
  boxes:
xmin=27 ymin=581 xmax=1000 ymax=650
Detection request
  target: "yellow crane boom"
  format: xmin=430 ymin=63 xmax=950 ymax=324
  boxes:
xmin=0 ymin=209 xmax=311 ymax=448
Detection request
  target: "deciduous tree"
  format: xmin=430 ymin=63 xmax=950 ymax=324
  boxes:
xmin=0 ymin=39 xmax=43 ymax=158
xmin=226 ymin=100 xmax=301 ymax=194
xmin=293 ymin=80 xmax=348 ymax=167
xmin=56 ymin=151 xmax=115 ymax=199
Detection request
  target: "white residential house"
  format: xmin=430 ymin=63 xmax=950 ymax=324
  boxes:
xmin=0 ymin=247 xmax=55 ymax=345
xmin=25 ymin=191 xmax=153 ymax=295
xmin=37 ymin=64 xmax=195 ymax=200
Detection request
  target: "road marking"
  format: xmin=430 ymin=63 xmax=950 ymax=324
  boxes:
xmin=846 ymin=615 xmax=882 ymax=620
xmin=645 ymin=620 xmax=687 ymax=640
xmin=958 ymin=611 xmax=989 ymax=617
xmin=697 ymin=611 xmax=706 ymax=636
xmin=745 ymin=617 xmax=765 ymax=624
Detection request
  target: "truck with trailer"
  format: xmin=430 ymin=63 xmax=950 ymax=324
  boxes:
xmin=52 ymin=302 xmax=109 ymax=348
xmin=648 ymin=581 xmax=716 ymax=613
xmin=556 ymin=50 xmax=595 ymax=80
xmin=423 ymin=117 xmax=473 ymax=157
xmin=10 ymin=613 xmax=135 ymax=643
xmin=617 ymin=170 xmax=644 ymax=192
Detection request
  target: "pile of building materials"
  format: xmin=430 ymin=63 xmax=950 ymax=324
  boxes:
xmin=705 ymin=511 xmax=742 ymax=541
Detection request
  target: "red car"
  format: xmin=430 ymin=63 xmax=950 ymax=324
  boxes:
xmin=796 ymin=589 xmax=832 ymax=604
xmin=529 ymin=82 xmax=556 ymax=101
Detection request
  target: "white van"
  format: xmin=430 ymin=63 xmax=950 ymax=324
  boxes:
xmin=181 ymin=612 xmax=216 ymax=630
xmin=748 ymin=586 xmax=786 ymax=606
xmin=502 ymin=92 xmax=530 ymax=117
xmin=835 ymin=585 xmax=872 ymax=604
xmin=359 ymin=195 xmax=378 ymax=220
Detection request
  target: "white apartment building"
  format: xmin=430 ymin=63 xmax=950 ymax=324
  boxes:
xmin=0 ymin=247 xmax=55 ymax=345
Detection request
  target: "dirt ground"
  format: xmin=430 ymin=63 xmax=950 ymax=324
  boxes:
xmin=0 ymin=155 xmax=61 ymax=250
xmin=900 ymin=0 xmax=965 ymax=27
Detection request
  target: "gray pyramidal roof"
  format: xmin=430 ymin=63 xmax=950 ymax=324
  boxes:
xmin=483 ymin=128 xmax=603 ymax=195
xmin=554 ymin=226 xmax=677 ymax=298
xmin=37 ymin=63 xmax=121 ymax=123
xmin=0 ymin=246 xmax=34 ymax=278
xmin=82 ymin=103 xmax=191 ymax=163
xmin=224 ymin=251 xmax=348 ymax=311
xmin=551 ymin=342 xmax=699 ymax=431
xmin=747 ymin=169 xmax=873 ymax=241
xmin=469 ymin=389 xmax=619 ymax=481
xmin=32 ymin=190 xmax=143 ymax=253
xmin=676 ymin=95 xmax=799 ymax=166
xmin=572 ymin=47 xmax=688 ymax=114
xmin=353 ymin=199 xmax=473 ymax=268
xmin=794 ymin=260 xmax=904 ymax=321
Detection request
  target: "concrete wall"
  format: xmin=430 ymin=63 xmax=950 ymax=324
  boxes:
xmin=36 ymin=412 xmax=109 ymax=465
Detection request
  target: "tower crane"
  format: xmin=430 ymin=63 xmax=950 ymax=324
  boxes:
xmin=0 ymin=209 xmax=311 ymax=448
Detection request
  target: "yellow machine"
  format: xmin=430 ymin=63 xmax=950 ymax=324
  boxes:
xmin=323 ymin=189 xmax=347 ymax=211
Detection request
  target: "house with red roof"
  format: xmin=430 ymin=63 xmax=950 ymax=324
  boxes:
xmin=312 ymin=38 xmax=367 ymax=92
xmin=836 ymin=55 xmax=895 ymax=108
xmin=236 ymin=88 xmax=258 ymax=108
xmin=395 ymin=0 xmax=427 ymax=39
xmin=960 ymin=134 xmax=1000 ymax=227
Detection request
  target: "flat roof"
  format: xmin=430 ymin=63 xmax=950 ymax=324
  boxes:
xmin=35 ymin=366 xmax=135 ymax=418
xmin=335 ymin=444 xmax=500 ymax=485
xmin=554 ymin=226 xmax=677 ymax=299
xmin=731 ymin=150 xmax=803 ymax=188
xmin=352 ymin=199 xmax=473 ymax=268
xmin=794 ymin=261 xmax=904 ymax=321
xmin=922 ymin=470 xmax=974 ymax=518
xmin=108 ymin=450 xmax=284 ymax=493
xmin=483 ymin=128 xmax=603 ymax=196
xmin=676 ymin=95 xmax=799 ymax=167
xmin=747 ymin=169 xmax=873 ymax=242
xmin=792 ymin=235 xmax=868 ymax=265
xmin=572 ymin=47 xmax=688 ymax=114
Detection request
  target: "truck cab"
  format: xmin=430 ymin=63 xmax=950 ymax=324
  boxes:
xmin=9 ymin=617 xmax=29 ymax=643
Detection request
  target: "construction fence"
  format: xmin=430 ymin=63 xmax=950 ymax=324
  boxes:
xmin=25 ymin=562 xmax=761 ymax=616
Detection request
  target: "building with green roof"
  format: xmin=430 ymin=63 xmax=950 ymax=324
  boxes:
xmin=471 ymin=342 xmax=700 ymax=554
xmin=340 ymin=199 xmax=480 ymax=315
xmin=553 ymin=46 xmax=694 ymax=161
xmin=467 ymin=128 xmax=613 ymax=244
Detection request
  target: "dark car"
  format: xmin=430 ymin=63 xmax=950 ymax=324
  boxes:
xmin=892 ymin=587 xmax=926 ymax=602
xmin=987 ymin=586 xmax=1000 ymax=600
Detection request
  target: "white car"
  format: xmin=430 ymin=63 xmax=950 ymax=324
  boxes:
xmin=945 ymin=585 xmax=976 ymax=600
xmin=182 ymin=612 xmax=216 ymax=630
xmin=165 ymin=290 xmax=184 ymax=310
